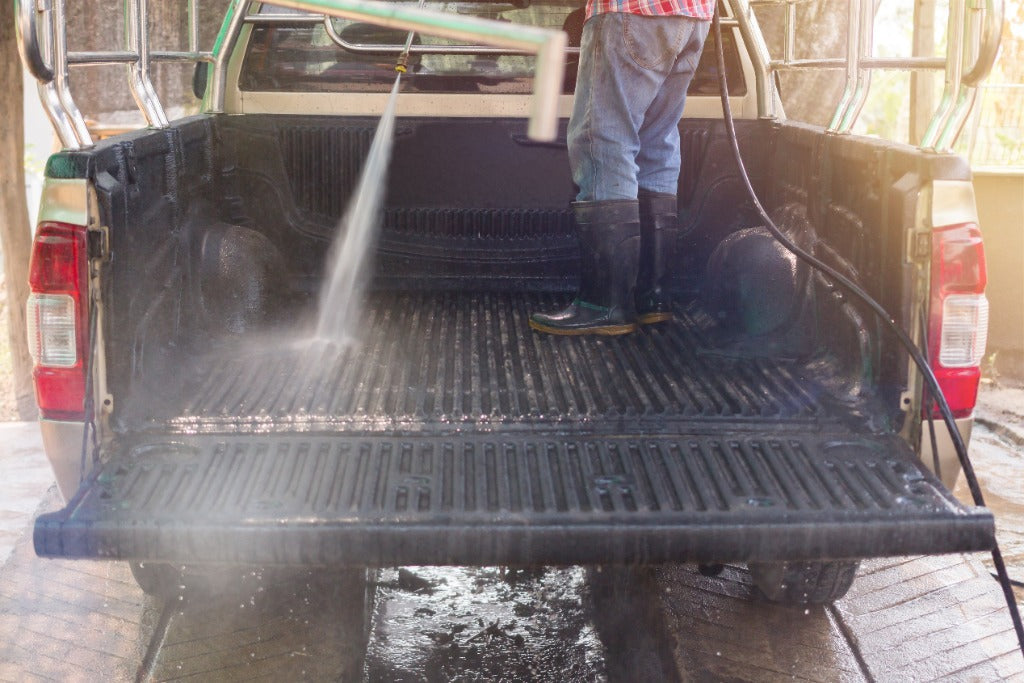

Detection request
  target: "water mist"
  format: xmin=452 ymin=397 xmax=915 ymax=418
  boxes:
xmin=315 ymin=76 xmax=402 ymax=344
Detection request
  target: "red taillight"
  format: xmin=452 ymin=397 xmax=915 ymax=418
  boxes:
xmin=27 ymin=222 xmax=89 ymax=420
xmin=927 ymin=222 xmax=988 ymax=418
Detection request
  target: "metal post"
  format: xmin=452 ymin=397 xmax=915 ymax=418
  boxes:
xmin=188 ymin=0 xmax=200 ymax=54
xmin=910 ymin=0 xmax=937 ymax=145
xmin=827 ymin=0 xmax=862 ymax=132
xmin=14 ymin=0 xmax=83 ymax=149
xmin=209 ymin=0 xmax=252 ymax=115
xmin=783 ymin=2 xmax=796 ymax=64
xmin=965 ymin=84 xmax=986 ymax=164
xmin=125 ymin=0 xmax=169 ymax=127
xmin=933 ymin=0 xmax=1002 ymax=150
xmin=52 ymin=0 xmax=93 ymax=147
xmin=729 ymin=0 xmax=779 ymax=119
xmin=833 ymin=0 xmax=875 ymax=133
xmin=921 ymin=0 xmax=966 ymax=148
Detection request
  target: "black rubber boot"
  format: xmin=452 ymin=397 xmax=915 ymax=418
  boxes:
xmin=635 ymin=190 xmax=678 ymax=325
xmin=530 ymin=199 xmax=640 ymax=336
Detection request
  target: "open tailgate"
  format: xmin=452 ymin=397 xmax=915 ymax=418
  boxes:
xmin=35 ymin=431 xmax=994 ymax=566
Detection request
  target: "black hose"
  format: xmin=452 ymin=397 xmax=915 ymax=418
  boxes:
xmin=919 ymin=309 xmax=942 ymax=482
xmin=710 ymin=5 xmax=1024 ymax=658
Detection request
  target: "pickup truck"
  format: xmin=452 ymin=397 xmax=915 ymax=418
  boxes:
xmin=18 ymin=0 xmax=1000 ymax=606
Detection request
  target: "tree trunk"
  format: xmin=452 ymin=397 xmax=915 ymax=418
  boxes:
xmin=0 ymin=2 xmax=39 ymax=420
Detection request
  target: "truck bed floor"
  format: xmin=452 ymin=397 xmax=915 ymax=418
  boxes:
xmin=37 ymin=293 xmax=994 ymax=565
xmin=163 ymin=291 xmax=840 ymax=433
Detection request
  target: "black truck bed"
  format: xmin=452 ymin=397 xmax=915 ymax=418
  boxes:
xmin=173 ymin=291 xmax=834 ymax=430
xmin=35 ymin=293 xmax=994 ymax=565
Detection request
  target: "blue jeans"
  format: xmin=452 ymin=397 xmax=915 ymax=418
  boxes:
xmin=568 ymin=13 xmax=710 ymax=202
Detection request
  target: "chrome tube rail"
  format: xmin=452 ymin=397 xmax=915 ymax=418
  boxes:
xmin=322 ymin=13 xmax=582 ymax=56
xmin=734 ymin=0 xmax=1004 ymax=151
xmin=318 ymin=13 xmax=743 ymax=56
xmin=16 ymin=0 xmax=567 ymax=149
xmin=218 ymin=0 xmax=566 ymax=140
xmin=16 ymin=0 xmax=1002 ymax=151
xmin=728 ymin=0 xmax=779 ymax=119
xmin=15 ymin=0 xmax=215 ymax=149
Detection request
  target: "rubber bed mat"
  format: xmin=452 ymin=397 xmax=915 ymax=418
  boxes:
xmin=35 ymin=432 xmax=993 ymax=565
xmin=150 ymin=292 xmax=839 ymax=431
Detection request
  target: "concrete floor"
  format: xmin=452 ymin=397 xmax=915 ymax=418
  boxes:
xmin=0 ymin=422 xmax=53 ymax=566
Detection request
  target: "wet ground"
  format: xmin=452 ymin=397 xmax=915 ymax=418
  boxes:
xmin=4 ymin=527 xmax=1021 ymax=681
xmin=959 ymin=382 xmax=1024 ymax=593
xmin=1 ymin=382 xmax=1023 ymax=680
xmin=364 ymin=567 xmax=606 ymax=681
xmin=137 ymin=564 xmax=668 ymax=680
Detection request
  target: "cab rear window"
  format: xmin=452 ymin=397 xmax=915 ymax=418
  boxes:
xmin=239 ymin=2 xmax=746 ymax=96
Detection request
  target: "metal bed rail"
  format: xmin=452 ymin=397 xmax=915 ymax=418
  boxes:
xmin=15 ymin=0 xmax=567 ymax=150
xmin=732 ymin=0 xmax=1004 ymax=150
xmin=15 ymin=0 xmax=1003 ymax=153
xmin=17 ymin=0 xmax=211 ymax=150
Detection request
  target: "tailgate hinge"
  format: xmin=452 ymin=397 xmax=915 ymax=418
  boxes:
xmin=88 ymin=226 xmax=110 ymax=261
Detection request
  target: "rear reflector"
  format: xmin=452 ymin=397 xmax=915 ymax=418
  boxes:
xmin=27 ymin=293 xmax=78 ymax=367
xmin=939 ymin=294 xmax=989 ymax=368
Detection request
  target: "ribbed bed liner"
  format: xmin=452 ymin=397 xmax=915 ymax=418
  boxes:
xmin=37 ymin=292 xmax=994 ymax=565
xmin=37 ymin=431 xmax=993 ymax=565
xmin=167 ymin=291 xmax=836 ymax=432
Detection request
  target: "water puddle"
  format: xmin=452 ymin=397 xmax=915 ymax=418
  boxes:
xmin=364 ymin=567 xmax=608 ymax=681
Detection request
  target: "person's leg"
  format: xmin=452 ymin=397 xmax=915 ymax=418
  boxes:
xmin=634 ymin=18 xmax=709 ymax=195
xmin=635 ymin=189 xmax=679 ymax=323
xmin=567 ymin=13 xmax=685 ymax=202
xmin=528 ymin=199 xmax=641 ymax=336
xmin=532 ymin=14 xmax=703 ymax=335
xmin=633 ymin=19 xmax=710 ymax=323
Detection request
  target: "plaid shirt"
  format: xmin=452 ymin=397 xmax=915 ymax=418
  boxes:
xmin=587 ymin=0 xmax=714 ymax=20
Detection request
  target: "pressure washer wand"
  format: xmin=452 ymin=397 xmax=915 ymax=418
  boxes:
xmin=395 ymin=0 xmax=427 ymax=75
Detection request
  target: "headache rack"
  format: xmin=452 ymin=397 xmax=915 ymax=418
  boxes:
xmin=15 ymin=0 xmax=568 ymax=149
xmin=745 ymin=0 xmax=1004 ymax=148
xmin=16 ymin=0 xmax=1003 ymax=151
